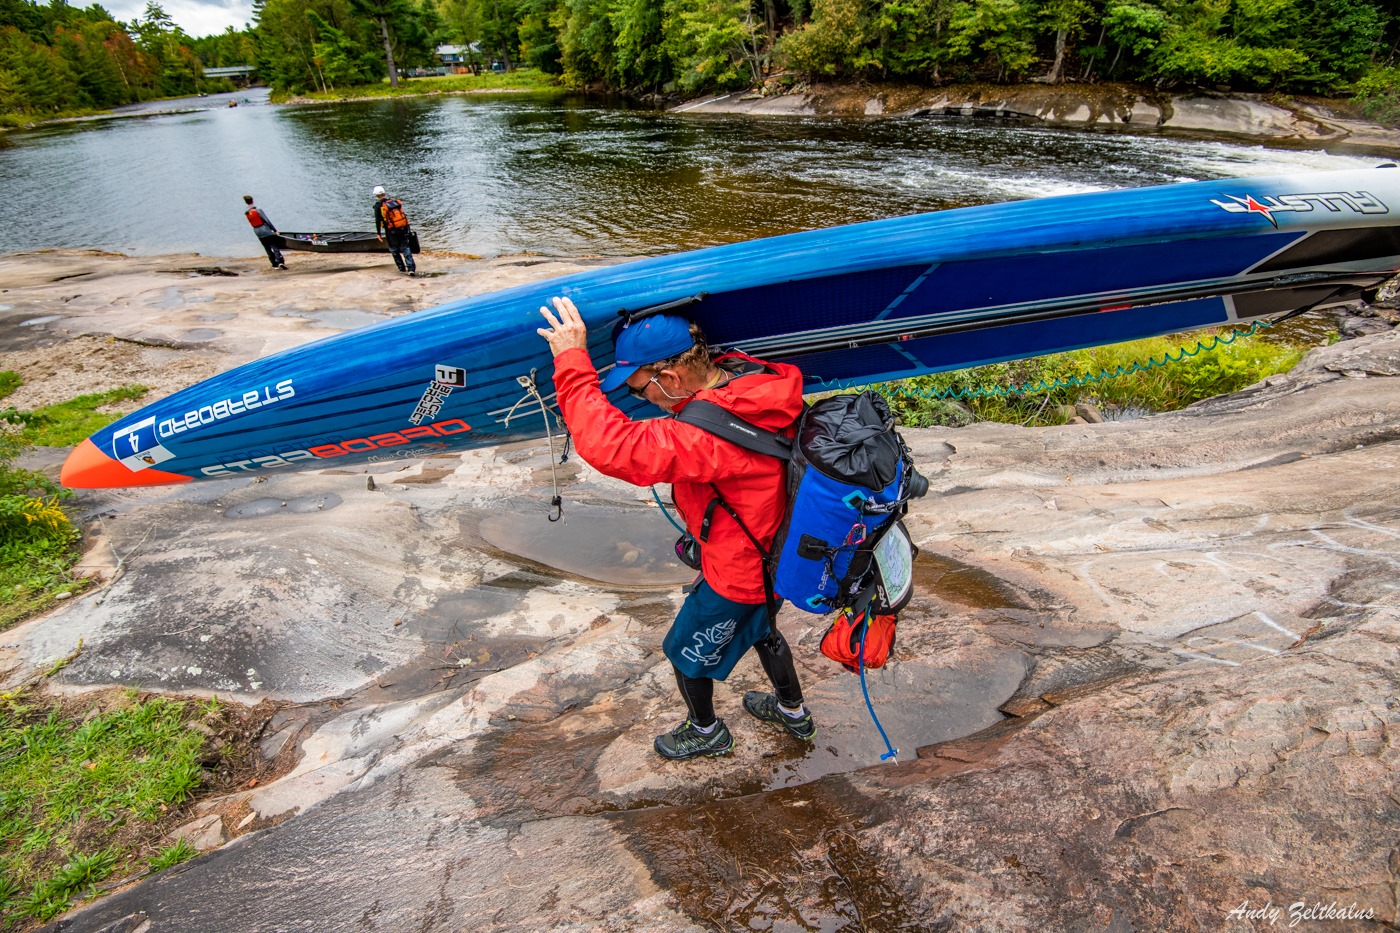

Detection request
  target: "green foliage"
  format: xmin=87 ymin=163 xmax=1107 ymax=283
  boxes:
xmin=944 ymin=0 xmax=1036 ymax=80
xmin=0 ymin=690 xmax=210 ymax=927
xmin=148 ymin=838 xmax=198 ymax=872
xmin=187 ymin=25 xmax=258 ymax=68
xmin=517 ymin=0 xmax=564 ymax=72
xmin=307 ymin=10 xmax=380 ymax=87
xmin=777 ymin=0 xmax=864 ymax=76
xmin=1146 ymin=0 xmax=1312 ymax=90
xmin=609 ymin=0 xmax=670 ymax=87
xmin=15 ymin=385 xmax=148 ymax=449
xmin=0 ymin=0 xmax=244 ymax=117
xmin=0 ymin=389 xmax=102 ymax=631
xmin=252 ymin=0 xmax=443 ymax=93
xmin=666 ymin=0 xmax=759 ymax=90
xmin=242 ymin=0 xmax=1400 ymax=96
xmin=1286 ymin=0 xmax=1387 ymax=93
xmin=559 ymin=0 xmax=620 ymax=84
xmin=1353 ymin=65 xmax=1400 ymax=127
xmin=0 ymin=372 xmax=19 ymax=400
xmin=873 ymin=329 xmax=1308 ymax=428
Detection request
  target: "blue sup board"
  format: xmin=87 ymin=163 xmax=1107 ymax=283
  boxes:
xmin=62 ymin=167 xmax=1400 ymax=489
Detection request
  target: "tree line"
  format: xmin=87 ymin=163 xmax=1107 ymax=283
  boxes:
xmin=3 ymin=0 xmax=1398 ymax=116
xmin=0 ymin=0 xmax=254 ymax=116
xmin=256 ymin=0 xmax=1395 ymax=100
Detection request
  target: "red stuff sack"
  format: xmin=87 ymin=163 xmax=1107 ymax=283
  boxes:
xmin=820 ymin=608 xmax=897 ymax=673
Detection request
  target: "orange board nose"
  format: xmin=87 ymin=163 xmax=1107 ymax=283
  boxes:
xmin=60 ymin=438 xmax=192 ymax=489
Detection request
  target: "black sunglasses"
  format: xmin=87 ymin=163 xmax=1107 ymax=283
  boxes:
xmin=628 ymin=374 xmax=660 ymax=400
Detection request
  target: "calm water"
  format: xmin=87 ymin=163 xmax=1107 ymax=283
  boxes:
xmin=0 ymin=86 xmax=1390 ymax=260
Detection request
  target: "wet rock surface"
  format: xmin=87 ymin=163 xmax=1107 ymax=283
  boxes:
xmin=1 ymin=253 xmax=1396 ymax=931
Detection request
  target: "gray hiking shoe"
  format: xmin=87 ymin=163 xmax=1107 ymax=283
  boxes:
xmin=743 ymin=691 xmax=816 ymax=742
xmin=654 ymin=718 xmax=734 ymax=760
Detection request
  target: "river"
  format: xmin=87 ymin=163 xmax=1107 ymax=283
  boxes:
xmin=0 ymin=86 xmax=1390 ymax=260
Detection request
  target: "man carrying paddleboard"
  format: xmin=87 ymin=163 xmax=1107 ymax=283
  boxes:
xmin=538 ymin=296 xmax=817 ymax=760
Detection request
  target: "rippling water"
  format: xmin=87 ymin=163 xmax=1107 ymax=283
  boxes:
xmin=0 ymin=86 xmax=1388 ymax=259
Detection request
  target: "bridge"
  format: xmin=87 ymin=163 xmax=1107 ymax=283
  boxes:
xmin=203 ymin=65 xmax=255 ymax=85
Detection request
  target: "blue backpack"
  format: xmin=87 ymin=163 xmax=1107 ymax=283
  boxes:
xmin=678 ymin=385 xmax=927 ymax=620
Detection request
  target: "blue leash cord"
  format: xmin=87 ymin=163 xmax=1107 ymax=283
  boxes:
xmin=858 ymin=613 xmax=899 ymax=763
xmin=650 ymin=486 xmax=686 ymax=533
xmin=656 ymin=484 xmax=898 ymax=762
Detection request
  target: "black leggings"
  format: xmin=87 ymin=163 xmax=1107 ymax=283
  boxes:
xmin=257 ymin=235 xmax=284 ymax=268
xmin=672 ymin=631 xmax=803 ymax=727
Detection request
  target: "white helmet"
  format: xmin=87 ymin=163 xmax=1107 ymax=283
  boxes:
xmin=372 ymin=185 xmax=386 ymax=197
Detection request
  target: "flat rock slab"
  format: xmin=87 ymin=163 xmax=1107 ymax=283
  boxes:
xmin=3 ymin=254 xmax=1395 ymax=931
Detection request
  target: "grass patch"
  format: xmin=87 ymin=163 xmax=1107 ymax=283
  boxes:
xmin=875 ymin=328 xmax=1311 ymax=428
xmin=0 ymin=688 xmax=204 ymax=926
xmin=15 ymin=386 xmax=148 ymax=449
xmin=0 ymin=687 xmax=280 ymax=930
xmin=0 ymin=375 xmax=148 ymax=632
xmin=0 ymin=532 xmax=87 ymax=634
xmin=274 ymin=68 xmax=562 ymax=102
xmin=1 ymin=404 xmax=87 ymax=633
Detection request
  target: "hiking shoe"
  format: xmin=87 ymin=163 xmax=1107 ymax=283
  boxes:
xmin=654 ymin=718 xmax=734 ymax=761
xmin=743 ymin=691 xmax=816 ymax=742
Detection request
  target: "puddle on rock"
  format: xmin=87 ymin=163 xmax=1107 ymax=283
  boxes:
xmin=617 ymin=781 xmax=920 ymax=930
xmin=914 ymin=552 xmax=1029 ymax=609
xmin=360 ymin=587 xmax=570 ymax=702
xmin=444 ymin=719 xmax=629 ymax=822
xmin=224 ymin=494 xmax=343 ymax=518
xmin=477 ymin=502 xmax=694 ymax=587
xmin=20 ymin=315 xmax=62 ymax=326
xmin=182 ymin=328 xmax=222 ymax=341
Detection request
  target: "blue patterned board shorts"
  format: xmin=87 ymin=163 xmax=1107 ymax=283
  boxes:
xmin=662 ymin=579 xmax=774 ymax=681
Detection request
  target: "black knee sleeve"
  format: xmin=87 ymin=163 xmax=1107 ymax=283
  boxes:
xmin=754 ymin=632 xmax=804 ymax=708
xmin=672 ymin=665 xmax=716 ymax=726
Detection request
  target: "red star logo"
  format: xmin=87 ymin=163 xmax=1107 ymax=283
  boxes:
xmin=1237 ymin=194 xmax=1278 ymax=227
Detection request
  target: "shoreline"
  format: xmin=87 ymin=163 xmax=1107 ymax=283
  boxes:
xmin=9 ymin=78 xmax=1400 ymax=154
xmin=670 ymin=81 xmax=1400 ymax=153
xmin=276 ymin=85 xmax=564 ymax=106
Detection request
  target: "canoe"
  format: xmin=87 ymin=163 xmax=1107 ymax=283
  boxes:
xmin=274 ymin=231 xmax=388 ymax=254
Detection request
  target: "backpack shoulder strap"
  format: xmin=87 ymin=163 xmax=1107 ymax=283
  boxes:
xmin=676 ymin=399 xmax=793 ymax=461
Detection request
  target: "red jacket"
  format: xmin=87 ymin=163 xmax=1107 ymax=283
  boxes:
xmin=551 ymin=347 xmax=804 ymax=603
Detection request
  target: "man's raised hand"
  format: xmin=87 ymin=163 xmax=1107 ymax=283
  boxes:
xmin=537 ymin=295 xmax=588 ymax=357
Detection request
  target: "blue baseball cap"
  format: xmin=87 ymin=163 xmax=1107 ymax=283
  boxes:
xmin=599 ymin=314 xmax=696 ymax=392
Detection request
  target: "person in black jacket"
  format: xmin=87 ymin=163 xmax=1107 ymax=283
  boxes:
xmin=372 ymin=185 xmax=417 ymax=275
xmin=242 ymin=195 xmax=285 ymax=270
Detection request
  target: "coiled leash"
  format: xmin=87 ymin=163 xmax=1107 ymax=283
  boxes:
xmin=505 ymin=368 xmax=571 ymax=521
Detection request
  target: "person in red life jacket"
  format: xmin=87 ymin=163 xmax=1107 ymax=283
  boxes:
xmin=242 ymin=195 xmax=285 ymax=270
xmin=537 ymin=295 xmax=817 ymax=761
xmin=372 ymin=185 xmax=417 ymax=275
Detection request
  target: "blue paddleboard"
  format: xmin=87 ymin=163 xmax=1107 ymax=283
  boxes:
xmin=62 ymin=167 xmax=1400 ymax=489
